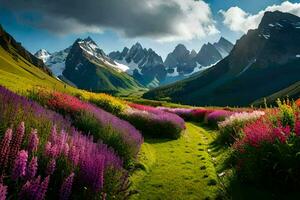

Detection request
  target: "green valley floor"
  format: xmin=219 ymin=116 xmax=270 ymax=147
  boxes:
xmin=130 ymin=123 xmax=223 ymax=200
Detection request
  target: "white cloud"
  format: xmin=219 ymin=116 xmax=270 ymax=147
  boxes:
xmin=220 ymin=1 xmax=300 ymax=33
xmin=3 ymin=0 xmax=218 ymax=42
xmin=155 ymin=0 xmax=219 ymax=42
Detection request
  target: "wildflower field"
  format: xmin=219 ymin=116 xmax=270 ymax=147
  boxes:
xmin=1 ymin=83 xmax=300 ymax=199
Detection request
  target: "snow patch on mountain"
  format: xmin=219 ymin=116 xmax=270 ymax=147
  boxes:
xmin=34 ymin=49 xmax=51 ymax=63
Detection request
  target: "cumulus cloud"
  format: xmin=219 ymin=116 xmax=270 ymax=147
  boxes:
xmin=220 ymin=1 xmax=300 ymax=33
xmin=1 ymin=0 xmax=218 ymax=41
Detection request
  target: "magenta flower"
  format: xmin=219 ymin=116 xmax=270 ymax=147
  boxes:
xmin=19 ymin=175 xmax=49 ymax=200
xmin=273 ymin=124 xmax=291 ymax=143
xmin=19 ymin=176 xmax=41 ymax=199
xmin=12 ymin=150 xmax=28 ymax=180
xmin=45 ymin=142 xmax=59 ymax=158
xmin=63 ymin=143 xmax=69 ymax=157
xmin=36 ymin=176 xmax=50 ymax=200
xmin=26 ymin=156 xmax=38 ymax=180
xmin=206 ymin=110 xmax=233 ymax=125
xmin=0 ymin=129 xmax=12 ymax=174
xmin=242 ymin=119 xmax=274 ymax=147
xmin=59 ymin=172 xmax=75 ymax=200
xmin=0 ymin=183 xmax=7 ymax=200
xmin=46 ymin=159 xmax=56 ymax=175
xmin=69 ymin=146 xmax=79 ymax=166
xmin=28 ymin=129 xmax=39 ymax=154
xmin=9 ymin=122 xmax=25 ymax=165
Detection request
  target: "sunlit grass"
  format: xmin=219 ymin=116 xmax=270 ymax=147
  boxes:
xmin=130 ymin=123 xmax=221 ymax=200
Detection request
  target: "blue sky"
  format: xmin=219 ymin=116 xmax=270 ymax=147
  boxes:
xmin=0 ymin=0 xmax=299 ymax=59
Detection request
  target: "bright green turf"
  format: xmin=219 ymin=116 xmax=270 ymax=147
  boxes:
xmin=130 ymin=123 xmax=221 ymax=200
xmin=0 ymin=46 xmax=80 ymax=94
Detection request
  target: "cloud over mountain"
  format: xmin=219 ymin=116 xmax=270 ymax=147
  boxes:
xmin=1 ymin=0 xmax=218 ymax=41
xmin=220 ymin=1 xmax=300 ymax=33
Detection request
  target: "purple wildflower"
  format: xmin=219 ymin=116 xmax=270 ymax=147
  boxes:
xmin=0 ymin=129 xmax=12 ymax=174
xmin=9 ymin=122 xmax=25 ymax=166
xmin=26 ymin=156 xmax=38 ymax=180
xmin=59 ymin=172 xmax=75 ymax=200
xmin=28 ymin=129 xmax=39 ymax=154
xmin=12 ymin=150 xmax=28 ymax=180
xmin=19 ymin=176 xmax=41 ymax=199
xmin=63 ymin=143 xmax=69 ymax=157
xmin=0 ymin=183 xmax=7 ymax=200
xmin=46 ymin=159 xmax=56 ymax=175
xmin=45 ymin=142 xmax=58 ymax=158
xmin=36 ymin=176 xmax=50 ymax=200
xmin=69 ymin=146 xmax=79 ymax=166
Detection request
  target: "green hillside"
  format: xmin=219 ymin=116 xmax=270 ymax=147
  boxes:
xmin=0 ymin=46 xmax=78 ymax=93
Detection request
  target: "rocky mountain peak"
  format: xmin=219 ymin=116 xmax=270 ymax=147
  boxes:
xmin=34 ymin=49 xmax=51 ymax=63
xmin=173 ymin=44 xmax=189 ymax=55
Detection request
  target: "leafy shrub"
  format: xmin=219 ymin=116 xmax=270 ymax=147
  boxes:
xmin=218 ymin=111 xmax=265 ymax=144
xmin=124 ymin=104 xmax=186 ymax=139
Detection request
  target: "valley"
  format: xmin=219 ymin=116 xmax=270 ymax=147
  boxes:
xmin=1 ymin=2 xmax=300 ymax=200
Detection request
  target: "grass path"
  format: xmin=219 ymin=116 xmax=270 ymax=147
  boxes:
xmin=130 ymin=123 xmax=222 ymax=200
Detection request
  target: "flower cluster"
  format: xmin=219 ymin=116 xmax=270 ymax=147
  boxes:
xmin=158 ymin=107 xmax=205 ymax=121
xmin=124 ymin=104 xmax=186 ymax=139
xmin=231 ymin=101 xmax=300 ymax=188
xmin=206 ymin=110 xmax=234 ymax=126
xmin=218 ymin=111 xmax=265 ymax=129
xmin=80 ymin=91 xmax=127 ymax=115
xmin=28 ymin=90 xmax=143 ymax=165
xmin=217 ymin=111 xmax=265 ymax=144
xmin=0 ymin=122 xmax=124 ymax=199
xmin=0 ymin=87 xmax=129 ymax=199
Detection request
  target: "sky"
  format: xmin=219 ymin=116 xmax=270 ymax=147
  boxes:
xmin=0 ymin=0 xmax=300 ymax=59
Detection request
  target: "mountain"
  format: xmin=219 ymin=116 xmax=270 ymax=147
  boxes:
xmin=109 ymin=42 xmax=166 ymax=87
xmin=164 ymin=37 xmax=233 ymax=79
xmin=194 ymin=43 xmax=222 ymax=67
xmin=164 ymin=44 xmax=197 ymax=75
xmin=35 ymin=47 xmax=70 ymax=77
xmin=0 ymin=24 xmax=77 ymax=93
xmin=213 ymin=37 xmax=235 ymax=58
xmin=63 ymin=37 xmax=142 ymax=93
xmin=143 ymin=11 xmax=300 ymax=106
xmin=34 ymin=49 xmax=51 ymax=63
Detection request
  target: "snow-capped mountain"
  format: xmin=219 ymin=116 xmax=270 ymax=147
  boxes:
xmin=164 ymin=37 xmax=233 ymax=78
xmin=35 ymin=37 xmax=128 ymax=77
xmin=35 ymin=48 xmax=70 ymax=77
xmin=62 ymin=37 xmax=141 ymax=92
xmin=34 ymin=49 xmax=51 ymax=63
xmin=164 ymin=44 xmax=197 ymax=76
xmin=109 ymin=43 xmax=166 ymax=86
xmin=76 ymin=37 xmax=130 ymax=73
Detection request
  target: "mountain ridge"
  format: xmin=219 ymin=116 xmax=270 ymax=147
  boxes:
xmin=143 ymin=11 xmax=300 ymax=106
xmin=62 ymin=37 xmax=143 ymax=93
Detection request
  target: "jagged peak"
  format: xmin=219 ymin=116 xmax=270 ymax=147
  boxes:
xmin=35 ymin=49 xmax=51 ymax=56
xmin=132 ymin=42 xmax=143 ymax=49
xmin=174 ymin=44 xmax=187 ymax=50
